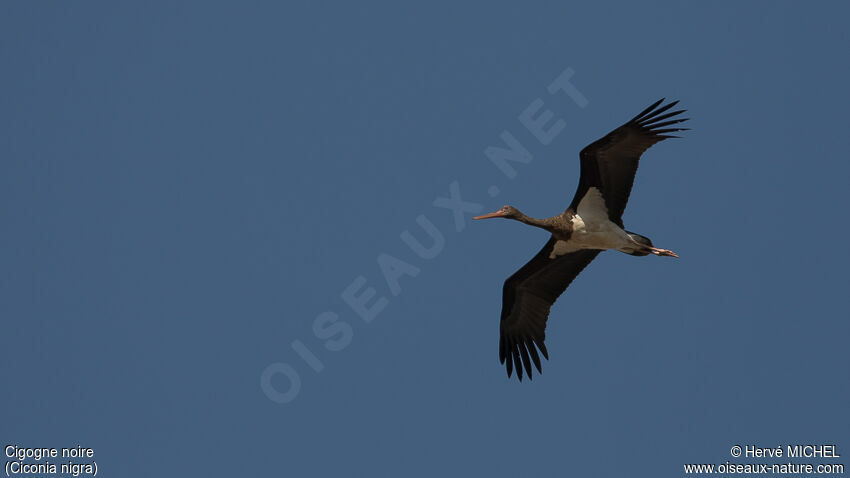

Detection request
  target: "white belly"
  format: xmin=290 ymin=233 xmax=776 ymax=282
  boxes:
xmin=549 ymin=187 xmax=633 ymax=259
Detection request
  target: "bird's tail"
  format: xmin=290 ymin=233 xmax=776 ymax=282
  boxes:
xmin=625 ymin=231 xmax=653 ymax=256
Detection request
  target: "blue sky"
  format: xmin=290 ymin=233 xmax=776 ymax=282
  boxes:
xmin=2 ymin=2 xmax=848 ymax=476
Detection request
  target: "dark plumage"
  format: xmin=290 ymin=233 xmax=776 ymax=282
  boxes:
xmin=572 ymin=98 xmax=689 ymax=227
xmin=474 ymin=99 xmax=689 ymax=381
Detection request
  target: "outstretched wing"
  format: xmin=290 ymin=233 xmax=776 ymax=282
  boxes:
xmin=499 ymin=237 xmax=601 ymax=381
xmin=569 ymin=99 xmax=689 ymax=227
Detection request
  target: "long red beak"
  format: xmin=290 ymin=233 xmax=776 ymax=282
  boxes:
xmin=473 ymin=210 xmax=506 ymax=220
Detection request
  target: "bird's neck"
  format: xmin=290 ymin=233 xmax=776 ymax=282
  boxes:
xmin=514 ymin=212 xmax=555 ymax=232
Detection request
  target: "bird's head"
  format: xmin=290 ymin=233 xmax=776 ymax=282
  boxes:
xmin=473 ymin=205 xmax=520 ymax=220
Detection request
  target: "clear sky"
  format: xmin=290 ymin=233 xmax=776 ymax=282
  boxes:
xmin=2 ymin=2 xmax=848 ymax=477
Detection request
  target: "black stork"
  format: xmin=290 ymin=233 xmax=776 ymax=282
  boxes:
xmin=473 ymin=98 xmax=689 ymax=381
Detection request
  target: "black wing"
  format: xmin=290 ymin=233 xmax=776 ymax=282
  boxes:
xmin=569 ymin=99 xmax=689 ymax=227
xmin=499 ymin=237 xmax=601 ymax=381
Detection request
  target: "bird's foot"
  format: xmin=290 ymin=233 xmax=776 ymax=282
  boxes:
xmin=649 ymin=247 xmax=679 ymax=258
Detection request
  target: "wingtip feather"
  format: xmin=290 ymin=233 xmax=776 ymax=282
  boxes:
xmin=528 ymin=342 xmax=543 ymax=374
xmin=650 ymin=118 xmax=689 ymax=129
xmin=629 ymin=98 xmax=665 ymax=122
xmin=639 ymin=108 xmax=686 ymax=127
xmin=519 ymin=342 xmax=533 ymax=379
xmin=538 ymin=341 xmax=549 ymax=360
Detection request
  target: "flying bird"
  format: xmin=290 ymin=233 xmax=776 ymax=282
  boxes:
xmin=474 ymin=98 xmax=689 ymax=381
